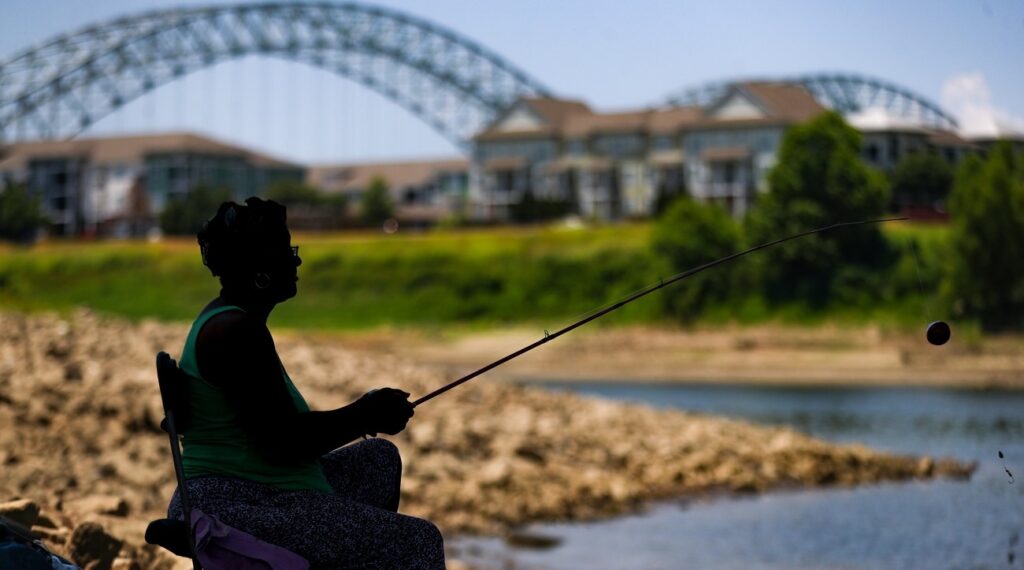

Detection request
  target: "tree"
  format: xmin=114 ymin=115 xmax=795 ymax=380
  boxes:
xmin=745 ymin=111 xmax=891 ymax=306
xmin=265 ymin=180 xmax=325 ymax=207
xmin=361 ymin=176 xmax=394 ymax=225
xmin=265 ymin=180 xmax=347 ymax=227
xmin=0 ymin=181 xmax=48 ymax=243
xmin=160 ymin=185 xmax=232 ymax=236
xmin=651 ymin=196 xmax=743 ymax=320
xmin=947 ymin=142 xmax=1024 ymax=330
xmin=653 ymin=168 xmax=687 ymax=216
xmin=891 ymin=152 xmax=953 ymax=210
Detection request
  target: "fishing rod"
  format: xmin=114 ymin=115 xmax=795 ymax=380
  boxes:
xmin=412 ymin=216 xmax=908 ymax=408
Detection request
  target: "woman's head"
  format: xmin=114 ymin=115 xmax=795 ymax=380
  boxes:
xmin=197 ymin=197 xmax=301 ymax=302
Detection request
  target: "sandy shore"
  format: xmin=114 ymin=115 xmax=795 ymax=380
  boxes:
xmin=0 ymin=311 xmax=977 ymax=569
xmin=326 ymin=324 xmax=1024 ymax=389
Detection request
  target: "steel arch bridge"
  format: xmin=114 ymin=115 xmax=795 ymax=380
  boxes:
xmin=0 ymin=2 xmax=550 ymax=150
xmin=664 ymin=72 xmax=958 ymax=131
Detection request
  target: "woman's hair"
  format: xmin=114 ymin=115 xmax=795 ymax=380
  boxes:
xmin=197 ymin=197 xmax=289 ymax=279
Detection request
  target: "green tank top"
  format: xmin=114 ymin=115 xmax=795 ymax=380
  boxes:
xmin=178 ymin=305 xmax=332 ymax=493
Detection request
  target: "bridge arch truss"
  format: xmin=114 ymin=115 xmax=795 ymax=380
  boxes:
xmin=664 ymin=72 xmax=958 ymax=131
xmin=0 ymin=2 xmax=550 ymax=150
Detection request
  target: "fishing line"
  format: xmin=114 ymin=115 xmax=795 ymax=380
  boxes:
xmin=412 ymin=217 xmax=907 ymax=407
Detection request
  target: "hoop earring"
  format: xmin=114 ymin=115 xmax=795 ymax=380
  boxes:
xmin=254 ymin=273 xmax=272 ymax=289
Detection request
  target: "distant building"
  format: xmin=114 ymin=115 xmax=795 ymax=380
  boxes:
xmin=2 ymin=80 xmax=1012 ymax=236
xmin=308 ymin=159 xmax=469 ymax=225
xmin=968 ymin=129 xmax=1024 ymax=155
xmin=471 ymin=83 xmax=827 ymax=220
xmin=848 ymin=108 xmax=977 ymax=170
xmin=470 ymin=82 xmax=977 ymax=221
xmin=0 ymin=133 xmax=304 ymax=237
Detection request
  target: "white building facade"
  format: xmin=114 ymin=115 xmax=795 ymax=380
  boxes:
xmin=470 ymin=82 xmax=975 ymax=221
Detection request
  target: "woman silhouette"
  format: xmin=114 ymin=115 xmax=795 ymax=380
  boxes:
xmin=168 ymin=197 xmax=445 ymax=569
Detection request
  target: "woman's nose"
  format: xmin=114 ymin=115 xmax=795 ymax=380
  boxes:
xmin=295 ymin=255 xmax=302 ymax=268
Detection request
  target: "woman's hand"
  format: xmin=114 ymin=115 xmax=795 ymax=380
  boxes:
xmin=353 ymin=388 xmax=415 ymax=436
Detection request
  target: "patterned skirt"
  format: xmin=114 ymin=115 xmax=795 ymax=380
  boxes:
xmin=168 ymin=438 xmax=445 ymax=569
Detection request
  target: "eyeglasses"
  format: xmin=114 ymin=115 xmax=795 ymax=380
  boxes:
xmin=289 ymin=246 xmax=299 ymax=258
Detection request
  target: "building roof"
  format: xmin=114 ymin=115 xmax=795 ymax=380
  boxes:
xmin=647 ymin=106 xmax=704 ymax=134
xmin=0 ymin=132 xmax=300 ymax=172
xmin=473 ymin=126 xmax=560 ymax=142
xmin=473 ymin=96 xmax=592 ymax=142
xmin=475 ymin=83 xmax=824 ymax=145
xmin=965 ymin=125 xmax=1024 ymax=143
xmin=847 ymin=107 xmax=929 ymax=133
xmin=308 ymin=158 xmax=468 ymax=192
xmin=926 ymin=129 xmax=975 ymax=148
xmin=524 ymin=96 xmax=593 ymax=126
xmin=701 ymin=147 xmax=751 ymax=161
xmin=734 ymin=82 xmax=826 ymax=122
xmin=563 ymin=109 xmax=651 ymax=138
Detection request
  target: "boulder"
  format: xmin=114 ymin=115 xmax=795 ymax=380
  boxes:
xmin=66 ymin=522 xmax=122 ymax=570
xmin=66 ymin=496 xmax=130 ymax=518
xmin=0 ymin=498 xmax=39 ymax=528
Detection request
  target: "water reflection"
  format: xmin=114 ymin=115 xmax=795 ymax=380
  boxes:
xmin=453 ymin=383 xmax=1024 ymax=570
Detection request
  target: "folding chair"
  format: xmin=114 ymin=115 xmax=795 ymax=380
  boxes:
xmin=144 ymin=351 xmax=202 ymax=570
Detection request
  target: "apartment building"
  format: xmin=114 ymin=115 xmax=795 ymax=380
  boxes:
xmin=470 ymin=82 xmax=976 ymax=221
xmin=0 ymin=133 xmax=303 ymax=237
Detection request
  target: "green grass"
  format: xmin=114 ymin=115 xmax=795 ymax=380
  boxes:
xmin=0 ymin=222 xmax=951 ymax=331
xmin=0 ymin=224 xmax=661 ymax=329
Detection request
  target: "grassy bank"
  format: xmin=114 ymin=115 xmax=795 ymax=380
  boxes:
xmin=0 ymin=222 xmax=950 ymax=331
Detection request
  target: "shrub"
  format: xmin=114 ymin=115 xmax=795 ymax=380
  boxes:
xmin=0 ymin=181 xmax=48 ymax=243
xmin=891 ymin=152 xmax=953 ymax=210
xmin=745 ymin=111 xmax=891 ymax=307
xmin=159 ymin=185 xmax=232 ymax=236
xmin=361 ymin=176 xmax=394 ymax=225
xmin=651 ymin=196 xmax=743 ymax=320
xmin=947 ymin=142 xmax=1024 ymax=330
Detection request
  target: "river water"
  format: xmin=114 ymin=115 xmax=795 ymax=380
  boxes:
xmin=453 ymin=383 xmax=1024 ymax=570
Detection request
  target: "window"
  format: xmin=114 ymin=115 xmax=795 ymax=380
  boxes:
xmin=723 ymin=162 xmax=736 ymax=184
xmin=496 ymin=171 xmax=516 ymax=192
xmin=865 ymin=144 xmax=879 ymax=162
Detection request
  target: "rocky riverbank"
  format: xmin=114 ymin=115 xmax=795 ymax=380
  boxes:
xmin=0 ymin=310 xmax=974 ymax=569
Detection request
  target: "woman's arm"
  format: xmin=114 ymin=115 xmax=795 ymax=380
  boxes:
xmin=195 ymin=311 xmax=411 ymax=464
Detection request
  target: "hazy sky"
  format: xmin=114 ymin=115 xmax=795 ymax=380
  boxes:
xmin=2 ymin=0 xmax=1022 ymax=163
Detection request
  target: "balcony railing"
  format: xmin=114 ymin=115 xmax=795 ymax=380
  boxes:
xmin=697 ymin=182 xmax=750 ymax=198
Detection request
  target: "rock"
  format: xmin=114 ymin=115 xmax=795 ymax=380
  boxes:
xmin=66 ymin=496 xmax=130 ymax=518
xmin=504 ymin=531 xmax=562 ymax=549
xmin=67 ymin=522 xmax=122 ymax=570
xmin=33 ymin=526 xmax=71 ymax=547
xmin=110 ymin=557 xmax=142 ymax=570
xmin=916 ymin=456 xmax=935 ymax=477
xmin=0 ymin=498 xmax=39 ymax=527
xmin=34 ymin=511 xmax=59 ymax=529
xmin=64 ymin=361 xmax=84 ymax=382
